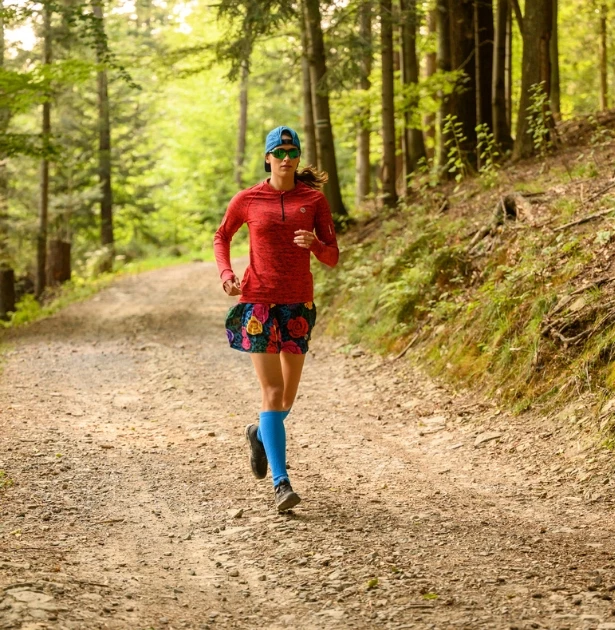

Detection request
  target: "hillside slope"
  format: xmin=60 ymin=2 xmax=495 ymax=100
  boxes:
xmin=316 ymin=111 xmax=615 ymax=457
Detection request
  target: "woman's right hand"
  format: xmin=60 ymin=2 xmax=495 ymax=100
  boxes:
xmin=223 ymin=276 xmax=242 ymax=296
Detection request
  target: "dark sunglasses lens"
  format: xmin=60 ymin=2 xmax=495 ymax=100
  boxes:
xmin=271 ymin=148 xmax=300 ymax=159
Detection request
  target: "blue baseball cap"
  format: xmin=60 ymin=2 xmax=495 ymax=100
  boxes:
xmin=264 ymin=126 xmax=301 ymax=172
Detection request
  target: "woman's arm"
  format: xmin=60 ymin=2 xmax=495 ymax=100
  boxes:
xmin=213 ymin=193 xmax=246 ymax=289
xmin=309 ymin=196 xmax=339 ymax=267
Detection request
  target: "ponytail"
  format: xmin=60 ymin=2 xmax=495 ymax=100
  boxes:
xmin=295 ymin=166 xmax=328 ymax=190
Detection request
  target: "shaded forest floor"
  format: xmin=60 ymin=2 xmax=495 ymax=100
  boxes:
xmin=1 ymin=262 xmax=615 ymax=630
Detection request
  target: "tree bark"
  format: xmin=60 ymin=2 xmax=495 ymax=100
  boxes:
xmin=450 ymin=0 xmax=478 ymax=168
xmin=380 ymin=0 xmax=398 ymax=208
xmin=46 ymin=240 xmax=71 ymax=286
xmin=93 ymin=0 xmax=114 ymax=272
xmin=475 ymin=0 xmax=494 ymax=132
xmin=300 ymin=0 xmax=317 ymax=168
xmin=36 ymin=1 xmax=52 ymax=299
xmin=505 ymin=0 xmax=513 ymax=127
xmin=303 ymin=0 xmax=347 ymax=218
xmin=550 ymin=0 xmax=561 ymax=118
xmin=512 ymin=0 xmax=553 ymax=160
xmin=355 ymin=0 xmax=372 ymax=207
xmin=400 ymin=0 xmax=426 ymax=187
xmin=235 ymin=59 xmax=249 ymax=187
xmin=437 ymin=0 xmax=453 ymax=169
xmin=600 ymin=3 xmax=608 ymax=111
xmin=493 ymin=0 xmax=513 ymax=149
xmin=0 ymin=0 xmax=14 ymax=317
xmin=424 ymin=9 xmax=437 ymax=159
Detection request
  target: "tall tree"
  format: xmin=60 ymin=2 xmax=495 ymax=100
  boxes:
xmin=600 ymin=3 xmax=608 ymax=111
xmin=550 ymin=0 xmax=561 ymax=118
xmin=493 ymin=0 xmax=513 ymax=149
xmin=92 ymin=0 xmax=113 ymax=271
xmin=439 ymin=0 xmax=478 ymax=170
xmin=380 ymin=0 xmax=397 ymax=208
xmin=505 ymin=0 xmax=513 ymax=126
xmin=424 ymin=9 xmax=437 ymax=159
xmin=355 ymin=0 xmax=372 ymax=208
xmin=437 ymin=0 xmax=453 ymax=169
xmin=299 ymin=0 xmax=317 ymax=168
xmin=474 ymin=0 xmax=494 ymax=131
xmin=235 ymin=58 xmax=249 ymax=187
xmin=303 ymin=0 xmax=347 ymax=218
xmin=36 ymin=0 xmax=52 ymax=298
xmin=513 ymin=0 xmax=553 ymax=160
xmin=0 ymin=0 xmax=15 ymax=317
xmin=400 ymin=0 xmax=426 ymax=187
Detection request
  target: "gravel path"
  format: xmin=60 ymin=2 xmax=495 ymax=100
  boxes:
xmin=1 ymin=261 xmax=614 ymax=630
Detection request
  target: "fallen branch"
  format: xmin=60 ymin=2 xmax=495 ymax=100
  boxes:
xmin=553 ymin=206 xmax=615 ymax=232
xmin=393 ymin=331 xmax=422 ymax=361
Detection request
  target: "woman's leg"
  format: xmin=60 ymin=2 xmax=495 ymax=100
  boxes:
xmin=250 ymin=354 xmax=285 ymax=410
xmin=280 ymin=352 xmax=306 ymax=410
xmin=250 ymin=354 xmax=290 ymax=488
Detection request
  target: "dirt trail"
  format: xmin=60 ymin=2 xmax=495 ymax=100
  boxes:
xmin=1 ymin=261 xmax=615 ymax=630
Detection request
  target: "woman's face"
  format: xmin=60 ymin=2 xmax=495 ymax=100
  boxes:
xmin=266 ymin=143 xmax=301 ymax=176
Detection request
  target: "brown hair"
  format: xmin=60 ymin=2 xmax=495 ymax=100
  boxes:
xmin=295 ymin=166 xmax=329 ymax=190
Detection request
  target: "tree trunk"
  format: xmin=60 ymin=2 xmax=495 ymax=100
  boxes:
xmin=380 ymin=0 xmax=398 ymax=208
xmin=493 ymin=0 xmax=513 ymax=149
xmin=0 ymin=268 xmax=15 ymax=319
xmin=550 ymin=0 xmax=561 ymax=118
xmin=36 ymin=1 xmax=52 ymax=299
xmin=355 ymin=0 xmax=372 ymax=207
xmin=475 ymin=0 xmax=494 ymax=132
xmin=400 ymin=0 xmax=426 ymax=187
xmin=437 ymin=0 xmax=453 ymax=169
xmin=600 ymin=3 xmax=608 ymax=111
xmin=424 ymin=9 xmax=437 ymax=159
xmin=300 ymin=0 xmax=317 ymax=168
xmin=46 ymin=240 xmax=71 ymax=286
xmin=303 ymin=0 xmax=347 ymax=218
xmin=450 ymin=0 xmax=478 ymax=168
xmin=235 ymin=59 xmax=249 ymax=187
xmin=93 ymin=0 xmax=114 ymax=272
xmin=505 ymin=0 xmax=513 ymax=127
xmin=0 ymin=0 xmax=14 ymax=317
xmin=512 ymin=0 xmax=553 ymax=160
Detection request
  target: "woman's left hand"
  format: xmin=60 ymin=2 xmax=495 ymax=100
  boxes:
xmin=294 ymin=229 xmax=316 ymax=249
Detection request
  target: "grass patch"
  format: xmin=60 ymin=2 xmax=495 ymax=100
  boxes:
xmin=316 ymin=168 xmax=615 ymax=424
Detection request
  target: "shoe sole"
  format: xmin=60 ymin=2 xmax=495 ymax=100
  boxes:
xmin=245 ymin=424 xmax=267 ymax=480
xmin=277 ymin=492 xmax=301 ymax=512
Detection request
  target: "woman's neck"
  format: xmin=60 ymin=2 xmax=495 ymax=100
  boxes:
xmin=268 ymin=173 xmax=296 ymax=192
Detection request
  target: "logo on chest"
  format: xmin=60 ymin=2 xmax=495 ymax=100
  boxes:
xmin=299 ymin=207 xmax=306 ymax=214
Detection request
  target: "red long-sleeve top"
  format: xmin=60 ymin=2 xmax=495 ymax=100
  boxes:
xmin=213 ymin=180 xmax=339 ymax=304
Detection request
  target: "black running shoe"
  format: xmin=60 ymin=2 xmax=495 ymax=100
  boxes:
xmin=245 ymin=424 xmax=268 ymax=479
xmin=274 ymin=480 xmax=301 ymax=512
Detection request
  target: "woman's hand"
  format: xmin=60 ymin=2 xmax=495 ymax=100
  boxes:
xmin=223 ymin=276 xmax=242 ymax=296
xmin=294 ymin=229 xmax=316 ymax=249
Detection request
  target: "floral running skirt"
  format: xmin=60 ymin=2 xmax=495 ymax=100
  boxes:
xmin=225 ymin=302 xmax=317 ymax=354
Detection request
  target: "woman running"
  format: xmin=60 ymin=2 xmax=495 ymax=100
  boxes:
xmin=213 ymin=125 xmax=339 ymax=511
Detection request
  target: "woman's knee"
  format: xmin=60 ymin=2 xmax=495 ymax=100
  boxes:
xmin=261 ymin=383 xmax=285 ymax=408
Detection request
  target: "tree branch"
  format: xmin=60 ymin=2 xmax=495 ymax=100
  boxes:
xmin=511 ymin=0 xmax=523 ymax=36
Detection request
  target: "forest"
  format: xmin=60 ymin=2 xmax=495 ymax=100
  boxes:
xmin=0 ymin=0 xmax=610 ymax=322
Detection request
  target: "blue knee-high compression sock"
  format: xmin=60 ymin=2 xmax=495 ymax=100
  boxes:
xmin=257 ymin=408 xmax=290 ymax=443
xmin=258 ymin=410 xmax=289 ymax=487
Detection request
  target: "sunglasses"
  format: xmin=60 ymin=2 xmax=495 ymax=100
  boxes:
xmin=269 ymin=148 xmax=301 ymax=160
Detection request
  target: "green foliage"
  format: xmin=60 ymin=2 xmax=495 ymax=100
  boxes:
xmin=442 ymin=114 xmax=473 ymax=188
xmin=526 ymin=83 xmax=553 ymax=158
xmin=476 ymin=123 xmax=500 ymax=188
